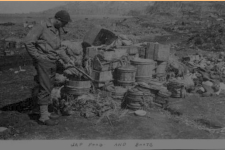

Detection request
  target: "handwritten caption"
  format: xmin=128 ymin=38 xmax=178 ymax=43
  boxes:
xmin=70 ymin=142 xmax=153 ymax=148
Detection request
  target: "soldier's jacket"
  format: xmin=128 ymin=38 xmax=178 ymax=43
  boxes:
xmin=23 ymin=19 xmax=69 ymax=63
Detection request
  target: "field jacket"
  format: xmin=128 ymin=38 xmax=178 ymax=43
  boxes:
xmin=23 ymin=19 xmax=69 ymax=63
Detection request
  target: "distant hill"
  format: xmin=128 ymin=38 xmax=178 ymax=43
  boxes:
xmin=147 ymin=1 xmax=225 ymax=19
xmin=42 ymin=1 xmax=154 ymax=16
xmin=41 ymin=1 xmax=225 ymax=18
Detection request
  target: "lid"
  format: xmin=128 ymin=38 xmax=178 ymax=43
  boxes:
xmin=128 ymin=88 xmax=143 ymax=94
xmin=131 ymin=58 xmax=155 ymax=64
xmin=118 ymin=65 xmax=136 ymax=71
xmin=137 ymin=82 xmax=150 ymax=89
xmin=128 ymin=87 xmax=152 ymax=95
xmin=149 ymin=80 xmax=163 ymax=86
xmin=134 ymin=110 xmax=147 ymax=116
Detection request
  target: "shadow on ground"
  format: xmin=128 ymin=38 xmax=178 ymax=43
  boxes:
xmin=1 ymin=97 xmax=36 ymax=113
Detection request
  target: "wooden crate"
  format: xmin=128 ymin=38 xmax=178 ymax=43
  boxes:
xmin=116 ymin=45 xmax=141 ymax=60
xmin=138 ymin=47 xmax=146 ymax=58
xmin=117 ymin=45 xmax=140 ymax=55
xmin=85 ymin=46 xmax=99 ymax=59
xmin=92 ymin=57 xmax=123 ymax=71
xmin=83 ymin=25 xmax=117 ymax=46
xmin=144 ymin=42 xmax=171 ymax=61
xmin=85 ymin=46 xmax=128 ymax=61
xmin=153 ymin=43 xmax=171 ymax=61
xmin=145 ymin=42 xmax=155 ymax=59
xmin=91 ymin=70 xmax=113 ymax=87
xmin=98 ymin=48 xmax=128 ymax=61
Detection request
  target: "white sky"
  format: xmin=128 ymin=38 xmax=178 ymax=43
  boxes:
xmin=0 ymin=1 xmax=65 ymax=14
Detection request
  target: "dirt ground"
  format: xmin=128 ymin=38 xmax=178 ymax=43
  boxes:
xmin=0 ymin=64 xmax=221 ymax=140
xmin=1 ymin=15 xmax=225 ymax=140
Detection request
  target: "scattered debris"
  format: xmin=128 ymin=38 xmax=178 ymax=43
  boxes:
xmin=14 ymin=66 xmax=26 ymax=74
xmin=0 ymin=127 xmax=8 ymax=133
xmin=0 ymin=22 xmax=15 ymax=26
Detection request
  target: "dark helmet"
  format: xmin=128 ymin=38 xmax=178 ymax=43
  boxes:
xmin=55 ymin=10 xmax=72 ymax=23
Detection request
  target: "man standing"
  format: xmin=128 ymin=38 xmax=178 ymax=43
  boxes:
xmin=24 ymin=10 xmax=72 ymax=126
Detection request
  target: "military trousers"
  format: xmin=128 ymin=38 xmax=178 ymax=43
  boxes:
xmin=35 ymin=58 xmax=56 ymax=105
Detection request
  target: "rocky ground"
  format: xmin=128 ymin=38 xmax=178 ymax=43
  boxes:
xmin=1 ymin=14 xmax=225 ymax=140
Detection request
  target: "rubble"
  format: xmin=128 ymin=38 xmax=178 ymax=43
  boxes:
xmin=187 ymin=22 xmax=225 ymax=52
xmin=2 ymin=13 xmax=225 ymax=125
xmin=59 ymin=93 xmax=115 ymax=118
xmin=14 ymin=66 xmax=26 ymax=74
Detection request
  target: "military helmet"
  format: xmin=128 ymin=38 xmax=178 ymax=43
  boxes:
xmin=55 ymin=10 xmax=72 ymax=23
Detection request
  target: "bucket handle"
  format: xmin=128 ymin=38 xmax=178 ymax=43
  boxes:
xmin=120 ymin=56 xmax=129 ymax=67
xmin=96 ymin=56 xmax=104 ymax=70
xmin=119 ymin=57 xmax=125 ymax=67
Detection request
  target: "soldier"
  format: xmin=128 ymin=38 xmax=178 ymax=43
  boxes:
xmin=24 ymin=10 xmax=73 ymax=126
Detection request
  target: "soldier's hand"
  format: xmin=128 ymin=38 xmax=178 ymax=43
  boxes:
xmin=63 ymin=68 xmax=80 ymax=76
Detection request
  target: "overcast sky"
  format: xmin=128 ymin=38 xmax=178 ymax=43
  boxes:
xmin=0 ymin=1 xmax=65 ymax=14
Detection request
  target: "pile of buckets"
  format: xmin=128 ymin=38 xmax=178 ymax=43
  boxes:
xmin=114 ymin=57 xmax=168 ymax=110
xmin=115 ymin=57 xmax=168 ymax=87
xmin=114 ymin=42 xmax=171 ymax=110
xmin=115 ymin=58 xmax=157 ymax=87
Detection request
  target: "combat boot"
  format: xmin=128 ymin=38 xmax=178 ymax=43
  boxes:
xmin=39 ymin=105 xmax=59 ymax=126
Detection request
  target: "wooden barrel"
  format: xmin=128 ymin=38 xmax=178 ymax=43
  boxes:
xmin=130 ymin=58 xmax=156 ymax=82
xmin=125 ymin=88 xmax=154 ymax=110
xmin=64 ymin=80 xmax=91 ymax=95
xmin=116 ymin=65 xmax=136 ymax=87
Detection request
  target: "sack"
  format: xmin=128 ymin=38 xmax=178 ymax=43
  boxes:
xmin=61 ymin=41 xmax=83 ymax=56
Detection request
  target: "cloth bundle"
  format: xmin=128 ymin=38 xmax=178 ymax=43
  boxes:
xmin=58 ymin=41 xmax=84 ymax=77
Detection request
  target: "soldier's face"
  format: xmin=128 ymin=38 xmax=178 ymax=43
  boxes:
xmin=54 ymin=19 xmax=68 ymax=29
xmin=60 ymin=21 xmax=68 ymax=28
xmin=54 ymin=20 xmax=61 ymax=29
